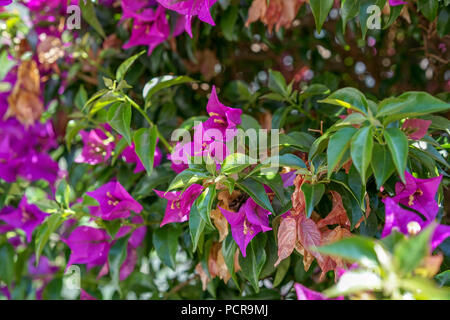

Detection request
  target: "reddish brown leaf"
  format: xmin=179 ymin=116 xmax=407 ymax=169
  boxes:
xmin=6 ymin=60 xmax=43 ymax=127
xmin=317 ymin=191 xmax=351 ymax=229
xmin=274 ymin=217 xmax=297 ymax=267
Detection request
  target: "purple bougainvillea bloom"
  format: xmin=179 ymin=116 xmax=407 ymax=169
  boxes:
xmin=402 ymin=119 xmax=432 ymax=140
xmin=63 ymin=226 xmax=111 ymax=269
xmin=29 ymin=255 xmax=59 ymax=279
xmin=87 ymin=181 xmax=143 ymax=220
xmin=389 ymin=0 xmax=407 ymax=6
xmin=295 ymin=283 xmax=343 ymax=300
xmin=121 ymin=1 xmax=185 ymax=54
xmin=202 ymin=86 xmax=242 ymax=140
xmin=97 ymin=215 xmax=147 ymax=281
xmin=382 ymin=198 xmax=450 ymax=251
xmin=0 ymin=196 xmax=49 ymax=242
xmin=392 ymin=172 xmax=442 ymax=220
xmin=281 ymin=171 xmax=296 ymax=188
xmin=121 ymin=142 xmax=162 ymax=173
xmin=75 ymin=129 xmax=114 ymax=165
xmin=219 ymin=198 xmax=271 ymax=257
xmin=0 ymin=286 xmax=11 ymax=300
xmin=154 ymin=184 xmax=204 ymax=227
xmin=381 ymin=197 xmax=425 ymax=238
xmin=0 ymin=0 xmax=12 ymax=6
xmin=157 ymin=0 xmax=217 ymax=37
xmin=28 ymin=255 xmax=59 ymax=300
xmin=80 ymin=289 xmax=97 ymax=300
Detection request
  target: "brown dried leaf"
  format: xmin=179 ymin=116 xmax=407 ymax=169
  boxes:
xmin=274 ymin=217 xmax=297 ymax=267
xmin=211 ymin=208 xmax=229 ymax=242
xmin=195 ymin=263 xmax=210 ymax=291
xmin=246 ymin=0 xmax=305 ymax=33
xmin=298 ymin=216 xmax=325 ymax=269
xmin=6 ymin=60 xmax=43 ymax=127
xmin=291 ymin=175 xmax=306 ymax=216
xmin=317 ymin=191 xmax=351 ymax=229
xmin=245 ymin=0 xmax=267 ymax=27
xmin=208 ymin=242 xmax=231 ymax=284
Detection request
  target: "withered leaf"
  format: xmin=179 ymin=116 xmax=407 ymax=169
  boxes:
xmin=274 ymin=217 xmax=297 ymax=267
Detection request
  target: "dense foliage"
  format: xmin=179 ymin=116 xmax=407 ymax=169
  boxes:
xmin=0 ymin=0 xmax=449 ymax=300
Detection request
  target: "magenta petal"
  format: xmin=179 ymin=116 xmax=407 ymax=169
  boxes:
xmin=381 ymin=198 xmax=425 ymax=238
xmin=431 ymin=224 xmax=450 ymax=251
xmin=295 ymin=283 xmax=343 ymax=300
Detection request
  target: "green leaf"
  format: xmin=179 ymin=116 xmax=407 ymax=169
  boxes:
xmin=35 ymin=213 xmax=64 ymax=264
xmin=350 ymin=126 xmax=374 ymax=184
xmin=248 ymin=153 xmax=307 ymax=177
xmin=315 ymin=236 xmax=380 ymax=268
xmin=222 ymin=233 xmax=239 ymax=288
xmin=0 ymin=50 xmax=16 ymax=81
xmin=167 ymin=169 xmax=210 ymax=191
xmin=221 ymin=153 xmax=253 ymax=175
xmin=133 ymin=126 xmax=158 ymax=176
xmin=189 ymin=203 xmax=206 ymax=253
xmin=341 ymin=0 xmax=360 ymax=32
xmin=80 ymin=0 xmax=105 ymax=38
xmin=371 ymin=143 xmax=396 ymax=189
xmin=320 ymin=87 xmax=368 ymax=114
xmin=103 ymin=219 xmax=123 ymax=239
xmin=268 ymin=69 xmax=288 ymax=96
xmin=0 ymin=243 xmax=15 ymax=286
xmin=153 ymin=226 xmax=180 ymax=270
xmin=108 ymin=235 xmax=129 ymax=295
xmin=309 ymin=0 xmax=334 ymax=33
xmin=55 ymin=180 xmax=72 ymax=208
xmin=384 ymin=4 xmax=403 ymax=29
xmin=116 ymin=51 xmax=145 ymax=82
xmin=237 ymin=178 xmax=274 ymax=214
xmin=239 ymin=233 xmax=267 ymax=293
xmin=377 ymin=92 xmax=450 ymax=124
xmin=394 ymin=224 xmax=434 ymax=275
xmin=143 ymin=75 xmax=195 ymax=108
xmin=417 ymin=0 xmax=438 ymax=21
xmin=437 ymin=8 xmax=449 ymax=38
xmin=74 ymin=85 xmax=88 ymax=110
xmin=384 ymin=128 xmax=408 ymax=183
xmin=107 ymin=102 xmax=132 ymax=146
xmin=195 ymin=186 xmax=216 ymax=229
xmin=327 ymin=127 xmax=358 ymax=178
xmin=436 ymin=270 xmax=450 ymax=286
xmin=273 ymin=256 xmax=290 ymax=288
xmin=279 ymin=132 xmax=315 ymax=152
xmin=220 ymin=5 xmax=238 ymax=41
xmin=301 ymin=183 xmax=325 ymax=218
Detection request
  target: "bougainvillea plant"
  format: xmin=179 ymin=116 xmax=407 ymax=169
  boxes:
xmin=0 ymin=0 xmax=449 ymax=300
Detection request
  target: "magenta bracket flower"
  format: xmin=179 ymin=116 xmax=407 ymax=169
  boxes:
xmin=0 ymin=196 xmax=49 ymax=242
xmin=63 ymin=226 xmax=111 ymax=269
xmin=392 ymin=171 xmax=442 ymax=220
xmin=202 ymin=86 xmax=242 ymax=141
xmin=154 ymin=183 xmax=204 ymax=227
xmin=219 ymin=197 xmax=272 ymax=257
xmin=87 ymin=181 xmax=143 ymax=220
xmin=389 ymin=0 xmax=407 ymax=6
xmin=295 ymin=283 xmax=343 ymax=300
xmin=0 ymin=0 xmax=12 ymax=6
xmin=157 ymin=0 xmax=218 ymax=37
xmin=75 ymin=129 xmax=114 ymax=165
xmin=97 ymin=216 xmax=147 ymax=281
xmin=382 ymin=198 xmax=450 ymax=251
